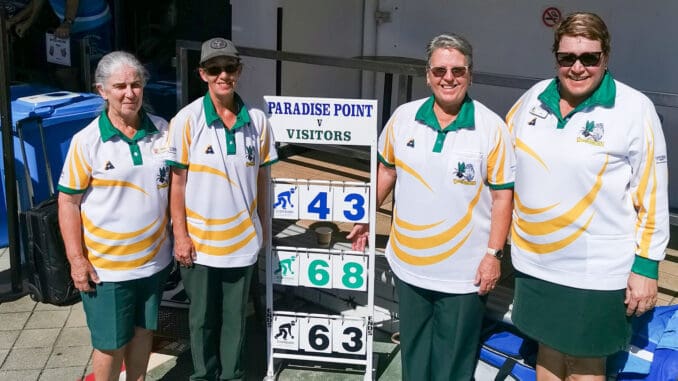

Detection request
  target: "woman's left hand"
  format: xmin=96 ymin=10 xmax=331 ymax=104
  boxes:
xmin=625 ymin=272 xmax=658 ymax=316
xmin=475 ymin=254 xmax=501 ymax=295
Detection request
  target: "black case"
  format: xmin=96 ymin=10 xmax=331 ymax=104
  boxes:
xmin=19 ymin=196 xmax=80 ymax=305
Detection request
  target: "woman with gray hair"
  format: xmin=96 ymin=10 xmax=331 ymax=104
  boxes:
xmin=58 ymin=51 xmax=173 ymax=380
xmin=348 ymin=33 xmax=515 ymax=380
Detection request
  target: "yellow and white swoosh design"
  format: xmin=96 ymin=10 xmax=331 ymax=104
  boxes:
xmin=391 ymin=185 xmax=482 ymax=265
xmin=513 ymin=149 xmax=609 ymax=254
xmin=395 ymin=158 xmax=433 ymax=192
xmin=85 ymin=212 xmax=169 ymax=270
xmin=635 ymin=124 xmax=658 ymax=257
xmin=189 ymin=163 xmax=239 ymax=188
xmin=187 ymin=200 xmax=257 ymax=256
xmin=90 ymin=178 xmax=149 ymax=195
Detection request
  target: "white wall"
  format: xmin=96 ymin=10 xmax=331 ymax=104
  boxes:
xmin=232 ymin=0 xmax=678 ymax=208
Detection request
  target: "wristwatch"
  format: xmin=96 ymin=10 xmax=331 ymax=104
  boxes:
xmin=63 ymin=17 xmax=75 ymax=26
xmin=486 ymin=247 xmax=504 ymax=260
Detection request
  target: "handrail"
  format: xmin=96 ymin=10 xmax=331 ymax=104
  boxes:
xmin=176 ymin=40 xmax=678 ymax=109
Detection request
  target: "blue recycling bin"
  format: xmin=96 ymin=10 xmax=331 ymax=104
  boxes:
xmin=0 ymin=90 xmax=104 ymax=247
xmin=144 ymin=81 xmax=177 ymax=121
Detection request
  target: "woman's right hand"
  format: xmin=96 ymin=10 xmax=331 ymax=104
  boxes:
xmin=174 ymin=234 xmax=197 ymax=267
xmin=70 ymin=256 xmax=100 ymax=292
xmin=347 ymin=223 xmax=369 ymax=251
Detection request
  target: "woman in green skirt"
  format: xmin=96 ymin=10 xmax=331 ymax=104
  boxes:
xmin=505 ymin=12 xmax=669 ymax=380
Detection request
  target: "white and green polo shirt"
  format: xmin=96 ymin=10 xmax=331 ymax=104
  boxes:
xmin=58 ymin=111 xmax=173 ymax=282
xmin=506 ymin=72 xmax=669 ymax=290
xmin=381 ymin=95 xmax=515 ymax=294
xmin=168 ymin=93 xmax=278 ymax=268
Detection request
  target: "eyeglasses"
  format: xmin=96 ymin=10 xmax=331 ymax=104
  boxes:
xmin=555 ymin=52 xmax=603 ymax=67
xmin=428 ymin=65 xmax=469 ymax=78
xmin=203 ymin=63 xmax=241 ymax=76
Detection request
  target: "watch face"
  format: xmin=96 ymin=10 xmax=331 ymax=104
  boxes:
xmin=494 ymin=249 xmax=504 ymax=259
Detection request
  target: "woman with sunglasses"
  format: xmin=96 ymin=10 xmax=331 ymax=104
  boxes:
xmin=506 ymin=12 xmax=669 ymax=380
xmin=168 ymin=37 xmax=277 ymax=381
xmin=348 ymin=33 xmax=515 ymax=380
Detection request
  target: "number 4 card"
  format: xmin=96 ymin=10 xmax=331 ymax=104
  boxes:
xmin=299 ymin=184 xmax=333 ymax=221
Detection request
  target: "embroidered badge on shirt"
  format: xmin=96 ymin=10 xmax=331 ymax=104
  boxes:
xmin=245 ymin=145 xmax=256 ymax=166
xmin=156 ymin=166 xmax=169 ymax=189
xmin=453 ymin=162 xmax=477 ymax=185
xmin=528 ymin=118 xmax=537 ymax=126
xmin=406 ymin=138 xmax=415 ymax=148
xmin=577 ymin=120 xmax=605 ymax=147
xmin=104 ymin=161 xmax=115 ymax=170
xmin=205 ymin=145 xmax=214 ymax=154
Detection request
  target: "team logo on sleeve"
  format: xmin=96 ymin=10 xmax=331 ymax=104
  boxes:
xmin=205 ymin=145 xmax=214 ymax=154
xmin=406 ymin=138 xmax=415 ymax=148
xmin=453 ymin=162 xmax=476 ymax=185
xmin=104 ymin=161 xmax=115 ymax=170
xmin=156 ymin=166 xmax=169 ymax=189
xmin=245 ymin=145 xmax=256 ymax=166
xmin=577 ymin=120 xmax=604 ymax=147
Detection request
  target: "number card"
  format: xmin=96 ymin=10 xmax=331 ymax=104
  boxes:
xmin=332 ymin=254 xmax=367 ymax=291
xmin=272 ymin=316 xmax=300 ymax=350
xmin=273 ymin=250 xmax=299 ymax=286
xmin=300 ymin=318 xmax=333 ymax=353
xmin=273 ymin=183 xmax=299 ymax=219
xmin=299 ymin=253 xmax=333 ymax=289
xmin=299 ymin=184 xmax=333 ymax=221
xmin=332 ymin=185 xmax=369 ymax=223
xmin=332 ymin=319 xmax=366 ymax=355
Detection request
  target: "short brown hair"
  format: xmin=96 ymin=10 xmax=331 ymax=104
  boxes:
xmin=552 ymin=12 xmax=610 ymax=55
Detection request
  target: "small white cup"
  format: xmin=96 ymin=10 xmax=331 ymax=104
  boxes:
xmin=315 ymin=227 xmax=333 ymax=247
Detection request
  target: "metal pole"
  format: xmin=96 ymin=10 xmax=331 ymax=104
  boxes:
xmin=0 ymin=9 xmax=26 ymax=298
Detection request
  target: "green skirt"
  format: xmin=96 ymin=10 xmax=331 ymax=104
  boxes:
xmin=512 ymin=272 xmax=631 ymax=357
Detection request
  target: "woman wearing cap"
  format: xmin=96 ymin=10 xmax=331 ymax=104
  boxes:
xmin=168 ymin=37 xmax=278 ymax=380
xmin=58 ymin=51 xmax=172 ymax=380
xmin=506 ymin=12 xmax=669 ymax=380
xmin=348 ymin=33 xmax=515 ymax=380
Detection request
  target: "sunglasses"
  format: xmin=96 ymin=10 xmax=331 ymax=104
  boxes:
xmin=203 ymin=63 xmax=240 ymax=76
xmin=555 ymin=52 xmax=603 ymax=67
xmin=428 ymin=65 xmax=469 ymax=78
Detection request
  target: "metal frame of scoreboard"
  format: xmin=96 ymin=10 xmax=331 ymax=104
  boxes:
xmin=263 ymin=96 xmax=378 ymax=381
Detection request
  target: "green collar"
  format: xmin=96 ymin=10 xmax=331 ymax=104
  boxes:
xmin=415 ymin=95 xmax=475 ymax=153
xmin=98 ymin=109 xmax=158 ymax=143
xmin=203 ymin=92 xmax=251 ymax=130
xmin=537 ymin=71 xmax=616 ymax=129
xmin=415 ymin=95 xmax=475 ymax=132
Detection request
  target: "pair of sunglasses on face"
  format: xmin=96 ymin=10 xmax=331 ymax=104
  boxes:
xmin=428 ymin=65 xmax=469 ymax=78
xmin=555 ymin=52 xmax=603 ymax=67
xmin=202 ymin=63 xmax=241 ymax=76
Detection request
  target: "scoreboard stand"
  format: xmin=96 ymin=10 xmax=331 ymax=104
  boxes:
xmin=263 ymin=96 xmax=378 ymax=380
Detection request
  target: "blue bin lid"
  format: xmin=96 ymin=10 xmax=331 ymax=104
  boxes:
xmin=11 ymin=91 xmax=105 ymax=128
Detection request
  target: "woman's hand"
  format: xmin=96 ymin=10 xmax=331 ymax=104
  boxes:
xmin=174 ymin=234 xmax=197 ymax=267
xmin=55 ymin=22 xmax=71 ymax=39
xmin=70 ymin=256 xmax=99 ymax=292
xmin=347 ymin=223 xmax=369 ymax=251
xmin=474 ymin=254 xmax=501 ymax=295
xmin=625 ymin=272 xmax=658 ymax=316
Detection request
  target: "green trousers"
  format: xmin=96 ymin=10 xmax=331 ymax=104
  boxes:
xmin=181 ymin=263 xmax=254 ymax=381
xmin=396 ymin=277 xmax=486 ymax=381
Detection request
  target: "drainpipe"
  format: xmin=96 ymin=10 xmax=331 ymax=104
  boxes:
xmin=361 ymin=0 xmax=378 ymax=99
